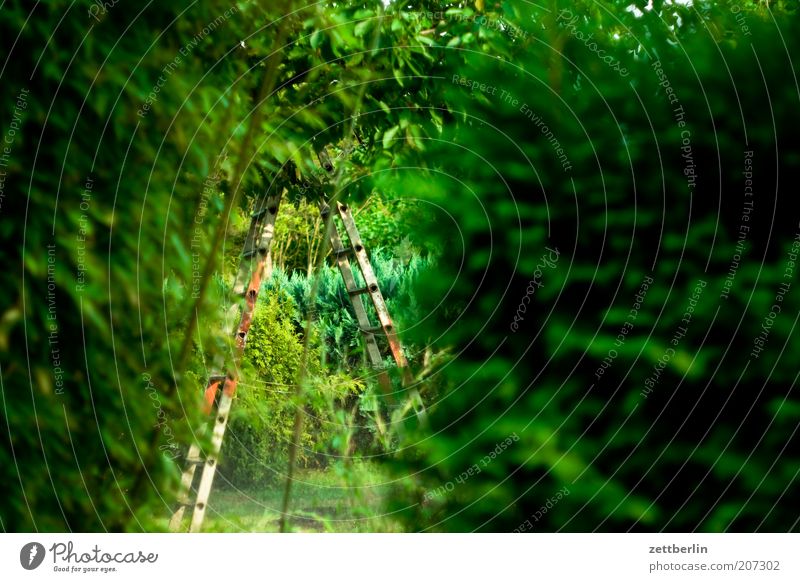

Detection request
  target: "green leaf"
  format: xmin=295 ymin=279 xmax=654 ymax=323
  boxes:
xmin=382 ymin=125 xmax=400 ymax=150
xmin=393 ymin=68 xmax=405 ymax=87
xmin=355 ymin=19 xmax=373 ymax=38
xmin=310 ymin=30 xmax=323 ymax=50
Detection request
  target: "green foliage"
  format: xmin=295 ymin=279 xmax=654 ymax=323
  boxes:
xmin=245 ymin=293 xmax=305 ymax=383
xmin=380 ymin=1 xmax=800 ymax=531
xmin=350 ymin=196 xmax=440 ymax=258
xmin=5 ymin=0 xmax=798 ymax=534
xmin=253 ymin=196 xmax=438 ymax=276
xmin=217 ymin=247 xmax=435 ymax=482
xmin=0 ymin=0 xmax=261 ymax=531
xmin=271 ymin=200 xmax=328 ymax=275
xmin=202 ymin=462 xmax=402 ymax=532
xmin=2 ymin=0 xmax=437 ymax=531
xmin=219 ymin=292 xmax=362 ymax=488
xmin=264 ymin=250 xmax=432 ymax=368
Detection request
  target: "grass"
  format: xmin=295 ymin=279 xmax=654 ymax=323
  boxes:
xmin=200 ymin=461 xmax=403 ymax=532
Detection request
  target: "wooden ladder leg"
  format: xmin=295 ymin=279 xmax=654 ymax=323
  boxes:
xmin=189 ymin=377 xmax=237 ymax=533
xmin=233 ymin=193 xmax=282 ymax=296
xmin=171 ymin=190 xmax=283 ymax=533
xmin=321 ymin=203 xmax=396 ymax=403
xmin=335 ymin=202 xmax=427 ymax=422
xmin=169 ymin=374 xmax=223 ymax=532
xmin=168 ymin=441 xmax=204 ymax=531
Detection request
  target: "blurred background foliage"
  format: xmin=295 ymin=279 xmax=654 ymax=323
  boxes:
xmin=2 ymin=0 xmax=799 ymax=532
xmin=379 ymin=0 xmax=800 ymax=531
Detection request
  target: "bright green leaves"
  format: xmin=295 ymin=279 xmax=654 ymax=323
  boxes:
xmin=382 ymin=125 xmax=400 ymax=150
xmin=310 ymin=29 xmax=324 ymax=50
xmin=354 ymin=18 xmax=374 ymax=39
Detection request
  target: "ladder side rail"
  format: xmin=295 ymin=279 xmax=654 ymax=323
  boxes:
xmin=170 ymin=190 xmax=282 ymax=532
xmin=189 ymin=376 xmax=236 ymax=532
xmin=320 ymin=203 xmax=385 ymax=369
xmin=335 ymin=202 xmax=409 ymax=370
xmin=335 ymin=203 xmax=427 ymax=420
xmin=320 ymin=203 xmax=395 ymax=400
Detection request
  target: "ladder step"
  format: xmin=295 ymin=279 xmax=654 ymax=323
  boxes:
xmin=333 ymin=247 xmax=351 ymax=256
xmin=251 ymin=203 xmax=278 ymax=219
xmin=242 ymin=247 xmax=269 ymax=259
xmin=348 ymin=283 xmax=379 ymax=296
xmin=361 ymin=325 xmax=384 ymax=334
xmin=185 ymin=456 xmax=205 ymax=465
xmin=318 ymin=148 xmax=333 ymax=172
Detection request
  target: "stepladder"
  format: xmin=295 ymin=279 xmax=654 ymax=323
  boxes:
xmin=320 ymin=199 xmax=426 ymax=422
xmin=170 ymin=154 xmax=425 ymax=532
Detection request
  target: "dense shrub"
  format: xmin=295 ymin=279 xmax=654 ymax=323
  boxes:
xmin=217 ymin=243 xmax=434 ymax=489
xmin=218 ymin=291 xmax=362 ymax=488
xmin=6 ymin=0 xmax=797 ymax=534
xmin=380 ymin=1 xmax=800 ymax=531
xmin=264 ymin=250 xmax=433 ymax=368
xmin=1 ymin=0 xmax=440 ymax=531
xmin=0 ymin=0 xmax=260 ymax=531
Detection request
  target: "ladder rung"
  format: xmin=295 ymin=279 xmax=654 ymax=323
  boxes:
xmin=251 ymin=208 xmax=268 ymax=220
xmin=361 ymin=325 xmax=384 ymax=334
xmin=349 ymin=283 xmax=379 ymax=296
xmin=318 ymin=148 xmax=333 ymax=172
xmin=333 ymin=247 xmax=351 ymax=256
xmin=185 ymin=457 xmax=205 ymax=465
xmin=242 ymin=246 xmax=269 ymax=259
xmin=252 ymin=203 xmax=278 ymax=219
